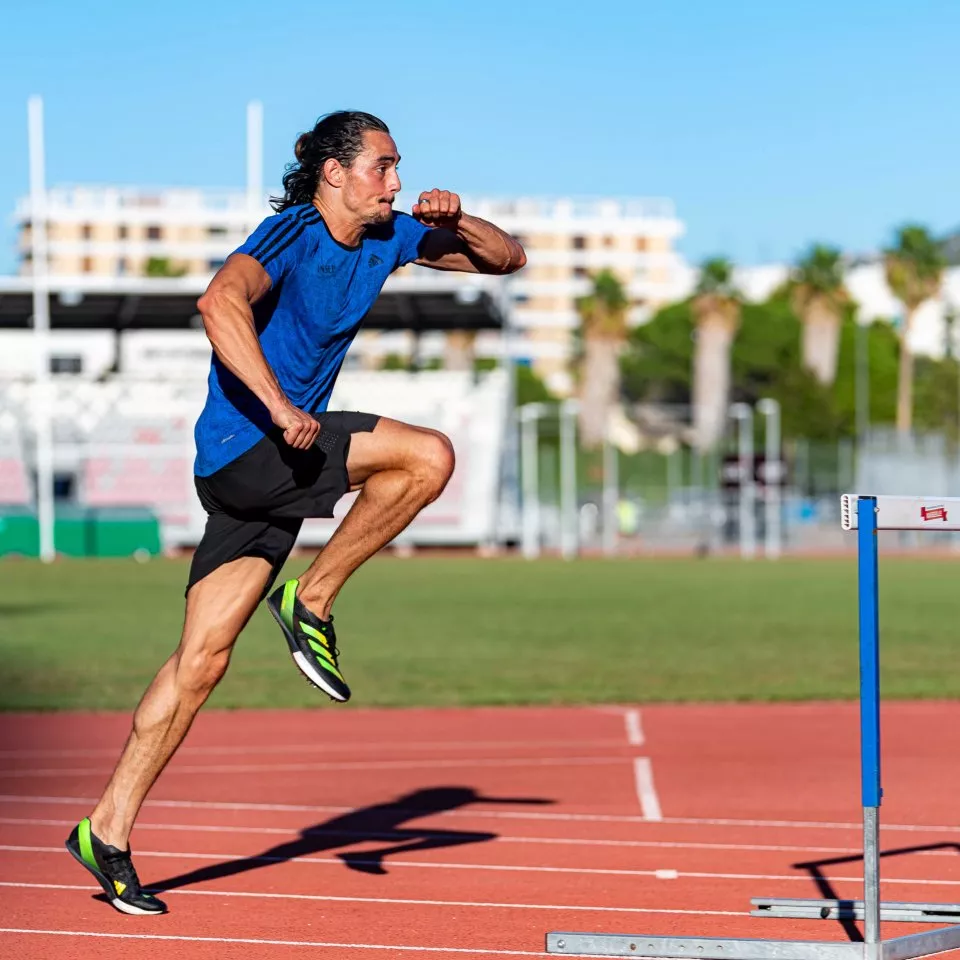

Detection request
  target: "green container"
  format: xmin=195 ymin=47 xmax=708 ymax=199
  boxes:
xmin=53 ymin=505 xmax=93 ymax=557
xmin=90 ymin=508 xmax=161 ymax=557
xmin=0 ymin=510 xmax=40 ymax=557
xmin=0 ymin=507 xmax=161 ymax=558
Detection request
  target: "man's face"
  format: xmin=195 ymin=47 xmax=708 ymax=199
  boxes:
xmin=340 ymin=131 xmax=402 ymax=224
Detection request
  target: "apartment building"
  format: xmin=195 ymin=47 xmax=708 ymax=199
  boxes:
xmin=15 ymin=188 xmax=686 ymax=389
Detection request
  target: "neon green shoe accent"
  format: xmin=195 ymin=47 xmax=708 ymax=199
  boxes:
xmin=306 ymin=642 xmax=343 ymax=680
xmin=280 ymin=579 xmax=298 ymax=630
xmin=306 ymin=636 xmax=335 ymax=664
xmin=301 ymin=622 xmax=329 ymax=649
xmin=78 ymin=818 xmax=97 ymax=870
xmin=320 ymin=661 xmax=345 ymax=682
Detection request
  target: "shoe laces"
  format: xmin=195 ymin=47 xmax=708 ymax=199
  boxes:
xmin=102 ymin=848 xmax=144 ymax=895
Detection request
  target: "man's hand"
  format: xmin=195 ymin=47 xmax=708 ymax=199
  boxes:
xmin=272 ymin=403 xmax=320 ymax=450
xmin=413 ymin=190 xmax=462 ymax=231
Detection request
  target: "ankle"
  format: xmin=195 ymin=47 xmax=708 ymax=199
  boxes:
xmin=89 ymin=810 xmax=130 ymax=852
xmin=295 ymin=579 xmax=332 ymax=620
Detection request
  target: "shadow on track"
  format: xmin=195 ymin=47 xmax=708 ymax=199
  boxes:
xmin=792 ymin=842 xmax=960 ymax=942
xmin=142 ymin=785 xmax=553 ymax=894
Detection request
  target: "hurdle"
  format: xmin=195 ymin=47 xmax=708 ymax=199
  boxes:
xmin=547 ymin=494 xmax=960 ymax=960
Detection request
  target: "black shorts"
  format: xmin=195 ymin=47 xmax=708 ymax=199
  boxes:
xmin=186 ymin=411 xmax=380 ymax=596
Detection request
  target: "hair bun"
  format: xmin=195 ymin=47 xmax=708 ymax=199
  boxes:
xmin=294 ymin=133 xmax=312 ymax=162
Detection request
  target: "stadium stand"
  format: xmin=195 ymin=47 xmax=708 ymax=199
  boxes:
xmin=0 ymin=412 xmax=31 ymax=506
xmin=0 ymin=368 xmax=510 ymax=549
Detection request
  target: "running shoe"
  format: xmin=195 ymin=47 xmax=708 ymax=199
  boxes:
xmin=65 ymin=818 xmax=167 ymax=915
xmin=266 ymin=578 xmax=351 ymax=701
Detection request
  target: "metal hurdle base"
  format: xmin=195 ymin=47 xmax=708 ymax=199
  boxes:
xmin=545 ymin=928 xmax=960 ymax=959
xmin=752 ymin=898 xmax=960 ymax=923
xmin=546 ymin=496 xmax=960 ymax=960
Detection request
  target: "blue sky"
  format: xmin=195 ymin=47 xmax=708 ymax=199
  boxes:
xmin=1 ymin=1 xmax=957 ymax=273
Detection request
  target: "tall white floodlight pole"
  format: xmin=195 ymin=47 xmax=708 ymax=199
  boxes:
xmin=602 ymin=434 xmax=618 ymax=556
xmin=729 ymin=402 xmax=756 ymax=559
xmin=246 ymin=100 xmax=263 ymax=229
xmin=28 ymin=96 xmax=55 ymax=563
xmin=757 ymin=398 xmax=781 ymax=560
xmin=519 ymin=402 xmax=545 ymax=559
xmin=494 ymin=277 xmax=520 ymax=553
xmin=559 ymin=400 xmax=579 ymax=560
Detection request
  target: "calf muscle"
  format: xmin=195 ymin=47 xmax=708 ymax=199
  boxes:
xmin=89 ymin=556 xmax=271 ymax=850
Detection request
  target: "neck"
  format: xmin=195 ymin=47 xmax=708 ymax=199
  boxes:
xmin=311 ymin=197 xmax=365 ymax=248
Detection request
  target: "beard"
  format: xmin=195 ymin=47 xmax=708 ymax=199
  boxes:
xmin=369 ymin=203 xmax=394 ymax=224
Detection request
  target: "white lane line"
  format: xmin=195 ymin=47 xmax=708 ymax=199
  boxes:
xmin=0 ymin=816 xmax=898 ymax=855
xmin=0 ymin=881 xmax=742 ymax=916
xmin=634 ymin=757 xmax=663 ymax=822
xmin=0 ymin=928 xmax=541 ymax=955
xmin=4 ymin=794 xmax=960 ymax=834
xmin=0 ymin=737 xmax=626 ymax=761
xmin=0 ymin=843 xmax=684 ymax=877
xmin=623 ymin=709 xmax=645 ymax=746
xmin=0 ymin=755 xmax=629 ymax=779
xmin=621 ymin=708 xmax=664 ymax=821
xmin=4 ymin=844 xmax=960 ymax=885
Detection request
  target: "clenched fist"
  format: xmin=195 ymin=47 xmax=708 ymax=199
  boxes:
xmin=272 ymin=402 xmax=320 ymax=450
xmin=412 ymin=190 xmax=462 ymax=230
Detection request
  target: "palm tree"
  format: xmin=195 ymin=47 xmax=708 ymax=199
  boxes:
xmin=575 ymin=269 xmax=629 ymax=448
xmin=884 ymin=225 xmax=946 ymax=435
xmin=790 ymin=244 xmax=849 ymax=385
xmin=691 ymin=257 xmax=741 ymax=451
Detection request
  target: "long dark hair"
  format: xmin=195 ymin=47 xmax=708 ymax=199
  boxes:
xmin=270 ymin=111 xmax=390 ymax=212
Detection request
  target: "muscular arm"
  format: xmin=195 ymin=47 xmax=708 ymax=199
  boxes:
xmin=196 ymin=254 xmax=319 ymax=449
xmin=412 ymin=191 xmax=526 ymax=275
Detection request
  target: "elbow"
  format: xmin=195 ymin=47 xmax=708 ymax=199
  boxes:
xmin=196 ymin=289 xmax=226 ymax=340
xmin=196 ymin=285 xmax=222 ymax=320
xmin=496 ymin=243 xmax=526 ymax=275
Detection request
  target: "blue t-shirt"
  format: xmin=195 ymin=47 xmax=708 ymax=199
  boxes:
xmin=193 ymin=204 xmax=430 ymax=476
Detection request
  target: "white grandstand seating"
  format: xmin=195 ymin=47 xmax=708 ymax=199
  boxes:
xmin=0 ymin=412 xmax=31 ymax=506
xmin=0 ymin=368 xmax=509 ymax=547
xmin=303 ymin=370 xmax=508 ymax=545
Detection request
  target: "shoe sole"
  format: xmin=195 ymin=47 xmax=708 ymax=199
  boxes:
xmin=267 ymin=599 xmax=348 ymax=702
xmin=65 ymin=841 xmax=165 ymax=916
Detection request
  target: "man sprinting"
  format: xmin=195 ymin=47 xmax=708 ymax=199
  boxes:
xmin=65 ymin=110 xmax=526 ymax=915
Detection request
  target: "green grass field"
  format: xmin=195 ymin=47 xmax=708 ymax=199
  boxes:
xmin=2 ymin=554 xmax=960 ymax=711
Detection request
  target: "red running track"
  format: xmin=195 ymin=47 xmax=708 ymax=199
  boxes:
xmin=2 ymin=702 xmax=960 ymax=958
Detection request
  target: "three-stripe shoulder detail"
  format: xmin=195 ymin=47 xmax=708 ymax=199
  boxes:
xmin=250 ymin=206 xmax=321 ymax=266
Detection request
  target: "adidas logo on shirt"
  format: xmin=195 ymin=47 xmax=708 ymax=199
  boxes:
xmin=368 ymin=254 xmax=383 ymax=268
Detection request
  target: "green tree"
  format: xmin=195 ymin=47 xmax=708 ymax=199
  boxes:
xmin=787 ymin=244 xmax=849 ymax=385
xmin=621 ymin=300 xmax=694 ymax=406
xmin=623 ymin=294 xmax=906 ymax=442
xmin=144 ymin=257 xmax=188 ymax=278
xmin=884 ymin=225 xmax=946 ymax=434
xmin=575 ymin=269 xmax=629 ymax=447
xmin=516 ymin=363 xmax=557 ymax=406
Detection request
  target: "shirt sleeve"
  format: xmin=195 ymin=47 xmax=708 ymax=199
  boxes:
xmin=233 ymin=213 xmax=310 ymax=285
xmin=392 ymin=212 xmax=432 ymax=268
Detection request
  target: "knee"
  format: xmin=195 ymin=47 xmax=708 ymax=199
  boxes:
xmin=175 ymin=643 xmax=231 ymax=699
xmin=414 ymin=431 xmax=455 ymax=501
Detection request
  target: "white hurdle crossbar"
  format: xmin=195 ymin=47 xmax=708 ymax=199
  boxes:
xmin=546 ymin=494 xmax=960 ymax=960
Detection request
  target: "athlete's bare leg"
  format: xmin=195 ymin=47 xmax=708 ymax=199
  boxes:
xmin=295 ymin=417 xmax=454 ymax=617
xmin=88 ymin=556 xmax=272 ymax=850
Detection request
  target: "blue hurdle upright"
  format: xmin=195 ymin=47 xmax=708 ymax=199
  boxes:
xmin=547 ymin=494 xmax=960 ymax=960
